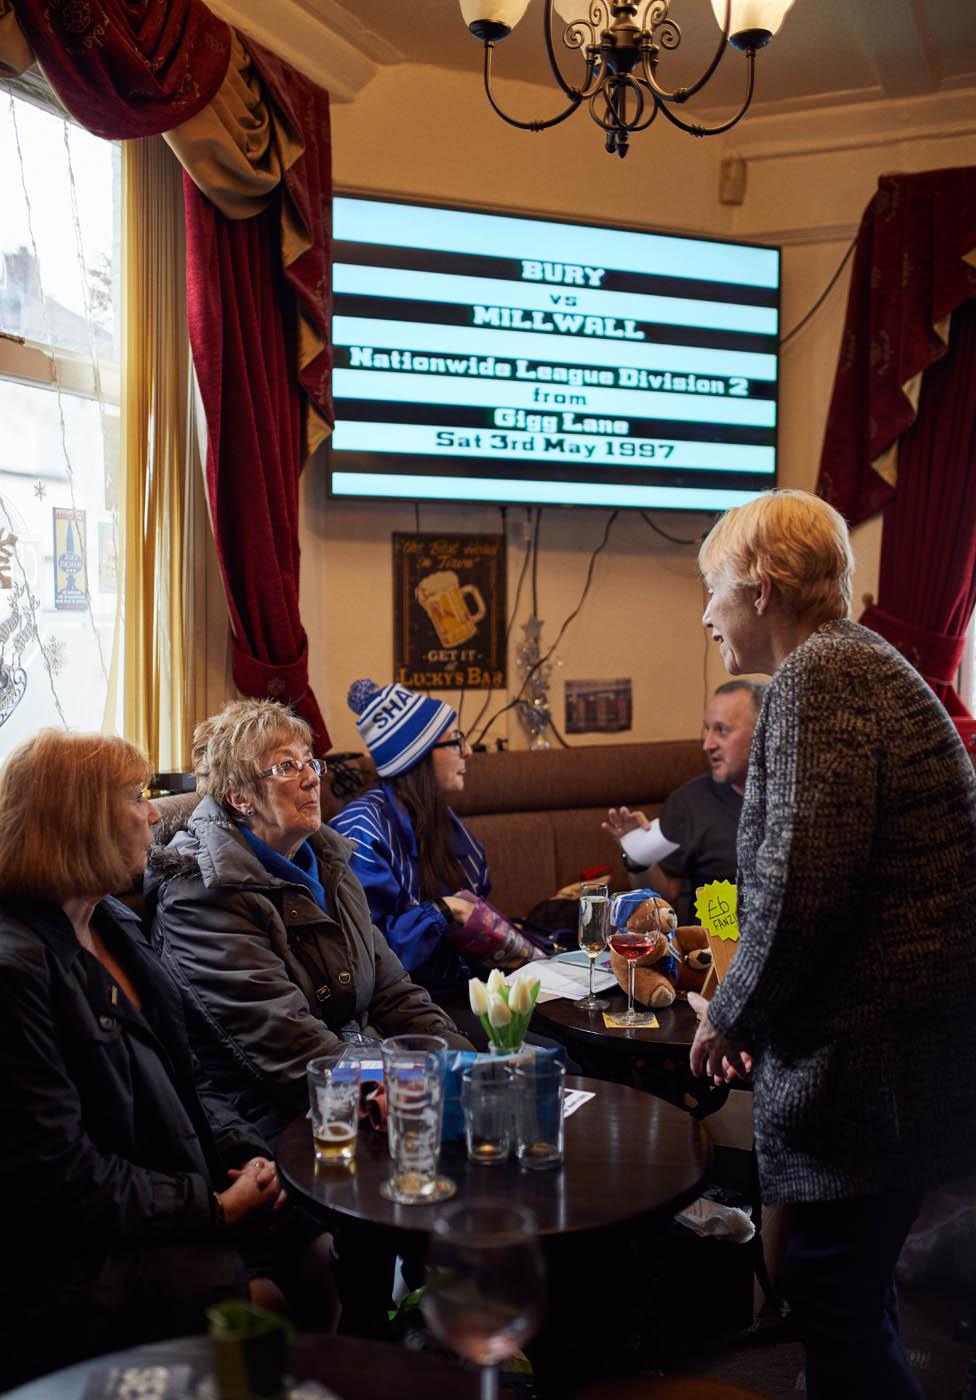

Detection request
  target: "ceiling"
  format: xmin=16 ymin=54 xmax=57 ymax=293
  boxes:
xmin=297 ymin=0 xmax=976 ymax=115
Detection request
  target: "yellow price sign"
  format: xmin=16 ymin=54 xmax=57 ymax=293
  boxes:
xmin=695 ymin=880 xmax=739 ymax=941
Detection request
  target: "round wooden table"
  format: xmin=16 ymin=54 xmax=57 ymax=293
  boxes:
xmin=535 ymin=992 xmax=700 ymax=1056
xmin=277 ymin=1075 xmax=709 ymax=1238
xmin=3 ymin=1334 xmax=482 ymax=1400
xmin=279 ymin=1076 xmax=710 ymax=1397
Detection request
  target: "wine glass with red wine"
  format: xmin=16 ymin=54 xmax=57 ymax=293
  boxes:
xmin=422 ymin=1201 xmax=545 ymax=1400
xmin=608 ymin=891 xmax=658 ymax=1027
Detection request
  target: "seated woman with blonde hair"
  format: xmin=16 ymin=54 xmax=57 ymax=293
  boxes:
xmin=0 ymin=730 xmax=333 ymax=1388
xmin=149 ymin=698 xmax=470 ymax=1149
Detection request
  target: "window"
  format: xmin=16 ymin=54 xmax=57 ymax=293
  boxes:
xmin=960 ymin=617 xmax=975 ymax=715
xmin=0 ymin=88 xmax=120 ymax=754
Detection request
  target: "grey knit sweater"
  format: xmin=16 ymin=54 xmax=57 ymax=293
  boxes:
xmin=708 ymin=619 xmax=976 ymax=1204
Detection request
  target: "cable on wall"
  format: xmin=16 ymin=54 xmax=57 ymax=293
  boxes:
xmin=639 ymin=509 xmax=704 ymax=548
xmin=779 ymin=235 xmax=856 ymax=348
xmin=475 ymin=509 xmax=619 ymax=746
xmin=467 ymin=504 xmax=531 ymax=743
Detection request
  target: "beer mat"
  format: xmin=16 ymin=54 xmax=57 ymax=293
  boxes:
xmin=563 ymin=1088 xmax=595 ymax=1118
xmin=602 ymin=1010 xmax=659 ymax=1029
xmin=82 ymin=1365 xmax=193 ymax=1400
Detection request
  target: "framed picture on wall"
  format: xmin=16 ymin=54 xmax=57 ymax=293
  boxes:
xmin=393 ymin=532 xmax=507 ymax=691
xmin=565 ymin=677 xmax=633 ymax=734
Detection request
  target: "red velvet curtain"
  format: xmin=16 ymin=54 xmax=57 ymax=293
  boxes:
xmin=818 ymin=167 xmax=976 ymax=527
xmin=184 ymin=181 xmax=329 ymax=751
xmin=247 ymin=41 xmax=333 ymax=456
xmin=859 ymin=300 xmax=976 ymax=728
xmin=182 ymin=43 xmax=333 ymax=753
xmin=11 ymin=0 xmax=230 ymax=138
xmin=816 ymin=167 xmax=976 ymax=751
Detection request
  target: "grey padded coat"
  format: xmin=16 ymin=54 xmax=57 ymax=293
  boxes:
xmin=148 ymin=797 xmax=470 ymax=1145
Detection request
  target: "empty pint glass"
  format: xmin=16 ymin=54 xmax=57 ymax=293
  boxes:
xmin=515 ymin=1059 xmax=565 ymax=1171
xmin=379 ymin=1034 xmax=455 ymax=1204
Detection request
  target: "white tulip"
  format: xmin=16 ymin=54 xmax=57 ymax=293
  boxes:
xmin=509 ymin=976 xmax=533 ymax=1014
xmin=469 ymin=977 xmax=490 ymax=1016
xmin=487 ymin=968 xmax=507 ymax=996
xmin=488 ymin=994 xmax=512 ymax=1027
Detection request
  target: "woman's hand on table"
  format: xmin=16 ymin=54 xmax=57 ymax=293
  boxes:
xmin=688 ymin=991 xmax=753 ymax=1084
xmin=602 ymin=806 xmax=650 ymax=839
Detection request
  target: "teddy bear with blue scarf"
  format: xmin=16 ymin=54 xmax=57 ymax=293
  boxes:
xmin=608 ymin=890 xmax=712 ymax=1009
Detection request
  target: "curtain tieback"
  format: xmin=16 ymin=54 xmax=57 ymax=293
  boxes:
xmin=231 ymin=634 xmax=311 ymax=706
xmin=859 ymin=604 xmax=966 ymax=685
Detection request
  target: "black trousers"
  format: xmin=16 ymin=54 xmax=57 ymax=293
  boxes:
xmin=782 ymin=1183 xmax=925 ymax=1400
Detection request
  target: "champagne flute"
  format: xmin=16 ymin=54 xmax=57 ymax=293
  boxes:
xmin=422 ymin=1201 xmax=545 ymax=1400
xmin=608 ymin=891 xmax=657 ymax=1027
xmin=577 ymin=879 xmax=610 ymax=1011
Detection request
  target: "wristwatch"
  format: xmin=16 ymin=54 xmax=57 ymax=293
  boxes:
xmin=620 ymin=850 xmax=650 ymax=874
xmin=433 ymin=897 xmax=454 ymax=924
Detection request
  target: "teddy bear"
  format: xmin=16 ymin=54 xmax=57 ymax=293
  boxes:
xmin=608 ymin=891 xmax=712 ymax=1009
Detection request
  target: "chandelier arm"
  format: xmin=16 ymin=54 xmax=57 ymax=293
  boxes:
xmin=652 ymin=48 xmax=755 ymax=137
xmin=638 ymin=0 xmax=732 ymax=105
xmin=482 ymin=42 xmax=586 ymax=132
xmin=543 ymin=0 xmax=584 ymax=101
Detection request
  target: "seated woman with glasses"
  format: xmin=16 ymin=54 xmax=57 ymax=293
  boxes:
xmin=148 ymin=699 xmax=470 ymax=1151
xmin=0 ymin=730 xmax=336 ymax=1387
xmin=330 ymin=679 xmax=541 ymax=1040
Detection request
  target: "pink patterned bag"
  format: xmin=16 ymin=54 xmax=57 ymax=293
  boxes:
xmin=444 ymin=891 xmax=546 ymax=971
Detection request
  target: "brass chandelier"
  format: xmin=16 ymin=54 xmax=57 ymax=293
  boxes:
xmin=459 ymin=0 xmax=796 ymax=157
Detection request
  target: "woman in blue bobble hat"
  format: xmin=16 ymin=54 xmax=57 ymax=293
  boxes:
xmin=331 ymin=679 xmax=541 ymax=1038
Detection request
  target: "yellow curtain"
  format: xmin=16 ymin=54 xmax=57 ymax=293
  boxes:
xmin=120 ymin=135 xmax=189 ymax=771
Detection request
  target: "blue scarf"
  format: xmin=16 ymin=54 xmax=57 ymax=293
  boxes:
xmin=240 ymin=828 xmax=328 ymax=914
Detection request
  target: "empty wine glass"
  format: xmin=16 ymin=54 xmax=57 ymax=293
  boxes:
xmin=422 ymin=1200 xmax=545 ymax=1400
xmin=608 ymin=890 xmax=657 ymax=1027
xmin=577 ymin=879 xmax=610 ymax=1011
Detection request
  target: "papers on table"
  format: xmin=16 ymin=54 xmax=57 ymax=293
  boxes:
xmin=563 ymin=1088 xmax=595 ymax=1118
xmin=509 ymin=951 xmax=617 ymax=1004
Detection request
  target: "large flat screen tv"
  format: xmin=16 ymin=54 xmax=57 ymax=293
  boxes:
xmin=329 ymin=195 xmax=779 ymax=512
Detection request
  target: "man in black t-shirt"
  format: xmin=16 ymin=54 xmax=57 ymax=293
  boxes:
xmin=603 ymin=680 xmax=765 ymax=923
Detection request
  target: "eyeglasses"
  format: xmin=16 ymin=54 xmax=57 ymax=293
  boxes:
xmin=432 ymin=733 xmax=467 ymax=753
xmin=256 ymin=758 xmax=324 ymax=781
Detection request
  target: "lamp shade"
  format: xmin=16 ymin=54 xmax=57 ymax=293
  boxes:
xmin=552 ymin=0 xmax=586 ymax=22
xmin=460 ymin=0 xmax=532 ymax=30
xmin=709 ymin=0 xmax=795 ymax=40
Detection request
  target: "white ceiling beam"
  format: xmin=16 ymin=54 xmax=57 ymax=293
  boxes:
xmin=206 ymin=0 xmax=402 ymax=101
xmin=847 ymin=0 xmax=941 ymax=97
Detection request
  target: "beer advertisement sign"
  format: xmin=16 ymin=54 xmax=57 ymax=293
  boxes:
xmin=393 ymin=533 xmax=506 ymax=691
xmin=53 ymin=507 xmax=88 ymax=612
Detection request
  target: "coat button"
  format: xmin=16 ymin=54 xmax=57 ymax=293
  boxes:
xmin=337 ymin=971 xmax=352 ymax=986
xmin=99 ymin=1015 xmax=116 ymax=1031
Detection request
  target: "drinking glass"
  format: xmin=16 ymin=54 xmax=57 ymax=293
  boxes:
xmin=379 ymin=1034 xmax=455 ymax=1204
xmin=306 ymin=1054 xmax=360 ymax=1166
xmin=422 ymin=1201 xmax=545 ymax=1400
xmin=577 ymin=878 xmax=610 ymax=1011
xmin=462 ymin=1060 xmax=514 ymax=1165
xmin=608 ymin=890 xmax=657 ymax=1027
xmin=514 ymin=1058 xmax=565 ymax=1170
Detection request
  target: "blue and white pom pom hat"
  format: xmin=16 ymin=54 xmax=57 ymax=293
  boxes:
xmin=347 ymin=678 xmax=456 ymax=777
